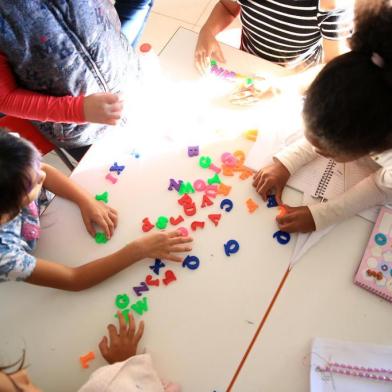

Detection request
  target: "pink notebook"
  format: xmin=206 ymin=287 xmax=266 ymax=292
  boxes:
xmin=354 ymin=207 xmax=392 ymax=302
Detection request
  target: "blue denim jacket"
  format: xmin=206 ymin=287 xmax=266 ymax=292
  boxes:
xmin=0 ymin=0 xmax=137 ymax=148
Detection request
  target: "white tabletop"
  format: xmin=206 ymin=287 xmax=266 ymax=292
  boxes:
xmin=0 ymin=28 xmax=306 ymax=392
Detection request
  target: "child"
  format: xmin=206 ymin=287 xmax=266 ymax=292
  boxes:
xmin=0 ymin=312 xmax=180 ymax=391
xmin=253 ymin=0 xmax=392 ymax=233
xmin=0 ymin=0 xmax=138 ymax=161
xmin=0 ymin=130 xmax=193 ymax=290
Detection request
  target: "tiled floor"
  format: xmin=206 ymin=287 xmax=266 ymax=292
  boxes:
xmin=44 ymin=0 xmax=241 ymax=173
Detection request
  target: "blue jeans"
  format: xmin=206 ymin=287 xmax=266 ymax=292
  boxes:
xmin=115 ymin=0 xmax=154 ymax=49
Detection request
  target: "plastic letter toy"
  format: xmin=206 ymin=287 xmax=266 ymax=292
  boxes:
xmin=115 ymin=309 xmax=130 ymax=323
xmin=168 ymin=178 xmax=183 ymax=191
xmin=183 ymin=203 xmax=197 ymax=216
xmin=115 ymin=294 xmax=130 ymax=309
xmin=80 ymin=352 xmax=95 ymax=369
xmin=224 ymin=239 xmax=240 ymax=256
xmin=273 ymin=230 xmax=291 ymax=245
xmin=182 ymin=255 xmax=200 ymax=270
xmin=156 ymin=216 xmax=169 ymax=230
xmin=133 ymin=282 xmax=149 ymax=297
xmin=95 ymin=191 xmax=108 ymax=203
xmin=221 ymin=152 xmax=237 ymax=167
xmin=239 ymin=167 xmax=253 ymax=180
xmin=201 ymin=195 xmax=213 ymax=208
xmin=149 ymin=259 xmax=166 ymax=275
xmin=109 ymin=162 xmax=125 ymax=175
xmin=178 ymin=194 xmax=193 ymax=206
xmin=209 ymin=163 xmax=221 ymax=174
xmin=221 ymin=165 xmax=234 ymax=176
xmin=207 ymin=173 xmax=221 ymax=185
xmin=199 ymin=156 xmax=212 ymax=169
xmin=95 ymin=232 xmax=108 ymax=244
xmin=233 ymin=150 xmax=245 ymax=165
xmin=131 ymin=297 xmax=149 ymax=315
xmin=146 ymin=275 xmax=160 ymax=286
xmin=277 ymin=206 xmax=288 ymax=219
xmin=267 ymin=195 xmax=278 ymax=208
xmin=193 ymin=179 xmax=207 ymax=192
xmin=163 ymin=270 xmax=177 ymax=286
xmin=375 ymin=233 xmax=387 ymax=246
xmin=142 ymin=217 xmax=154 ymax=232
xmin=246 ymin=198 xmax=259 ymax=213
xmin=243 ymin=129 xmax=258 ymax=141
xmin=220 ymin=198 xmax=234 ymax=212
xmin=188 ymin=146 xmax=199 ymax=157
xmin=170 ymin=215 xmax=184 ymax=225
xmin=191 ymin=221 xmax=205 ymax=231
xmin=205 ymin=185 xmax=218 ymax=198
xmin=208 ymin=214 xmax=222 ymax=226
xmin=179 ymin=182 xmax=195 ymax=195
xmin=217 ymin=183 xmax=231 ymax=196
xmin=176 ymin=227 xmax=189 ymax=237
xmin=105 ymin=173 xmax=118 ymax=184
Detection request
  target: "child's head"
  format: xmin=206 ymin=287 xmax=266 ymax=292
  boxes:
xmin=0 ymin=129 xmax=44 ymax=219
xmin=303 ymin=0 xmax=392 ymax=162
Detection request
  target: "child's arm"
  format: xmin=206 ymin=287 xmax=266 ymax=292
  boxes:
xmin=253 ymin=138 xmax=319 ymax=203
xmin=42 ymin=163 xmax=117 ymax=238
xmin=0 ymin=53 xmax=122 ymax=125
xmin=26 ymin=230 xmax=193 ymax=291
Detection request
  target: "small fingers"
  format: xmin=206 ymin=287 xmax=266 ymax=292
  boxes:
xmin=164 ymin=254 xmax=183 ymax=263
xmin=107 ymin=323 xmax=118 ymax=344
xmin=98 ymin=336 xmax=109 ymax=358
xmin=128 ymin=313 xmax=136 ymax=338
xmin=169 ymin=245 xmax=192 ymax=253
xmin=134 ymin=320 xmax=145 ymax=344
xmin=117 ymin=310 xmax=127 ymax=336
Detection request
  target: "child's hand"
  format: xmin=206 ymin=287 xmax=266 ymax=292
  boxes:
xmin=230 ymin=77 xmax=278 ymax=106
xmin=83 ymin=93 xmax=123 ymax=126
xmin=194 ymin=28 xmax=225 ymax=74
xmin=276 ymin=205 xmax=316 ymax=233
xmin=134 ymin=230 xmax=193 ymax=262
xmin=99 ymin=311 xmax=144 ymax=364
xmin=253 ymin=159 xmax=290 ymax=203
xmin=79 ymin=199 xmax=118 ymax=239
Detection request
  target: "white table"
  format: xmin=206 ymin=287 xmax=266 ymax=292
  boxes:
xmin=0 ymin=28 xmax=304 ymax=392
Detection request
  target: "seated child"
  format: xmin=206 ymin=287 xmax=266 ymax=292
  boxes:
xmin=0 ymin=130 xmax=192 ymax=290
xmin=0 ymin=312 xmax=180 ymax=391
xmin=253 ymin=0 xmax=392 ymax=233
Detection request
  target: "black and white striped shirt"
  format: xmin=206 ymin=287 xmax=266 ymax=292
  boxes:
xmin=236 ymin=0 xmax=353 ymax=69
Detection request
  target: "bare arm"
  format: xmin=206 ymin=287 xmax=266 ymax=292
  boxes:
xmin=26 ymin=231 xmax=193 ymax=291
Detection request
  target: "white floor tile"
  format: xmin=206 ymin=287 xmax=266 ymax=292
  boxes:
xmin=153 ymin=0 xmax=212 ymax=24
xmin=140 ymin=12 xmax=195 ymax=53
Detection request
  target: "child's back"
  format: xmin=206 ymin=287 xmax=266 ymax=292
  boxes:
xmin=0 ymin=0 xmax=136 ymax=149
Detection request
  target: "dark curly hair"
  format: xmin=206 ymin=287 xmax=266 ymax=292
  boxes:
xmin=303 ymin=0 xmax=392 ymax=156
xmin=0 ymin=128 xmax=41 ymax=218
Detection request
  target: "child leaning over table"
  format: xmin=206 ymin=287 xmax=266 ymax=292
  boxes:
xmin=0 ymin=130 xmax=193 ymax=290
xmin=253 ymin=0 xmax=392 ymax=234
xmin=0 ymin=312 xmax=180 ymax=391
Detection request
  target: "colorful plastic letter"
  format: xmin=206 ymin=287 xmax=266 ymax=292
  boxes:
xmin=246 ymin=198 xmax=259 ymax=213
xmin=267 ymin=195 xmax=278 ymax=208
xmin=105 ymin=173 xmax=118 ymax=184
xmin=273 ymin=230 xmax=291 ymax=245
xmin=163 ymin=270 xmax=177 ymax=286
xmin=170 ymin=215 xmax=184 ymax=225
xmin=208 ymin=214 xmax=222 ymax=226
xmin=95 ymin=232 xmax=108 ymax=244
xmin=221 ymin=165 xmax=234 ymax=176
xmin=221 ymin=152 xmax=237 ymax=167
xmin=178 ymin=194 xmax=193 ymax=206
xmin=114 ymin=309 xmax=130 ymax=323
xmin=191 ymin=221 xmax=205 ymax=231
xmin=201 ymin=194 xmax=213 ymax=208
xmin=209 ymin=163 xmax=221 ymax=174
xmin=193 ymin=179 xmax=207 ymax=192
xmin=156 ymin=216 xmax=169 ymax=230
xmin=277 ymin=206 xmax=288 ymax=219
xmin=115 ymin=294 xmax=130 ymax=309
xmin=142 ymin=217 xmax=154 ymax=232
xmin=133 ymin=282 xmax=150 ymax=297
xmin=217 ymin=183 xmax=231 ymax=196
xmin=183 ymin=202 xmax=197 ymax=216
xmin=205 ymin=185 xmax=218 ymax=198
xmin=220 ymin=198 xmax=234 ymax=212
xmin=168 ymin=178 xmax=183 ymax=191
xmin=109 ymin=162 xmax=125 ymax=175
xmin=95 ymin=191 xmax=109 ymax=203
xmin=224 ymin=239 xmax=240 ymax=256
xmin=182 ymin=255 xmax=200 ymax=270
xmin=188 ymin=146 xmax=199 ymax=157
xmin=176 ymin=227 xmax=189 ymax=237
xmin=131 ymin=297 xmax=149 ymax=315
xmin=243 ymin=129 xmax=258 ymax=141
xmin=199 ymin=156 xmax=212 ymax=169
xmin=149 ymin=259 xmax=166 ymax=275
xmin=207 ymin=173 xmax=221 ymax=185
xmin=179 ymin=181 xmax=195 ymax=195
xmin=145 ymin=275 xmax=160 ymax=287
xmin=80 ymin=352 xmax=95 ymax=369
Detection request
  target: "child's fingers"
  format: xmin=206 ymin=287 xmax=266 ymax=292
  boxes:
xmin=84 ymin=218 xmax=96 ymax=237
xmin=134 ymin=320 xmax=145 ymax=344
xmin=169 ymin=245 xmax=192 ymax=253
xmin=107 ymin=324 xmax=119 ymax=344
xmin=127 ymin=313 xmax=136 ymax=338
xmin=164 ymin=254 xmax=183 ymax=263
xmin=98 ymin=336 xmax=110 ymax=357
xmin=117 ymin=311 xmax=128 ymax=336
xmin=168 ymin=236 xmax=193 ymax=245
xmin=275 ymin=188 xmax=283 ymax=205
xmin=213 ymin=44 xmax=225 ymax=63
xmin=104 ymin=93 xmax=120 ymax=104
xmin=109 ymin=102 xmax=123 ymax=113
xmin=108 ymin=210 xmax=118 ymax=229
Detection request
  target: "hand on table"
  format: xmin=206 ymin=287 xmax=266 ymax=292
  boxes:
xmin=194 ymin=28 xmax=225 ymax=74
xmin=253 ymin=159 xmax=290 ymax=204
xmin=276 ymin=205 xmax=316 ymax=233
xmin=99 ymin=311 xmax=144 ymax=364
xmin=84 ymin=93 xmax=123 ymax=126
xmin=79 ymin=198 xmax=118 ymax=239
xmin=134 ymin=230 xmax=193 ymax=262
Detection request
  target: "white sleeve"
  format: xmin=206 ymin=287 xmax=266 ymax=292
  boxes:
xmin=274 ymin=137 xmax=319 ymax=174
xmin=308 ymin=172 xmax=387 ymax=230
